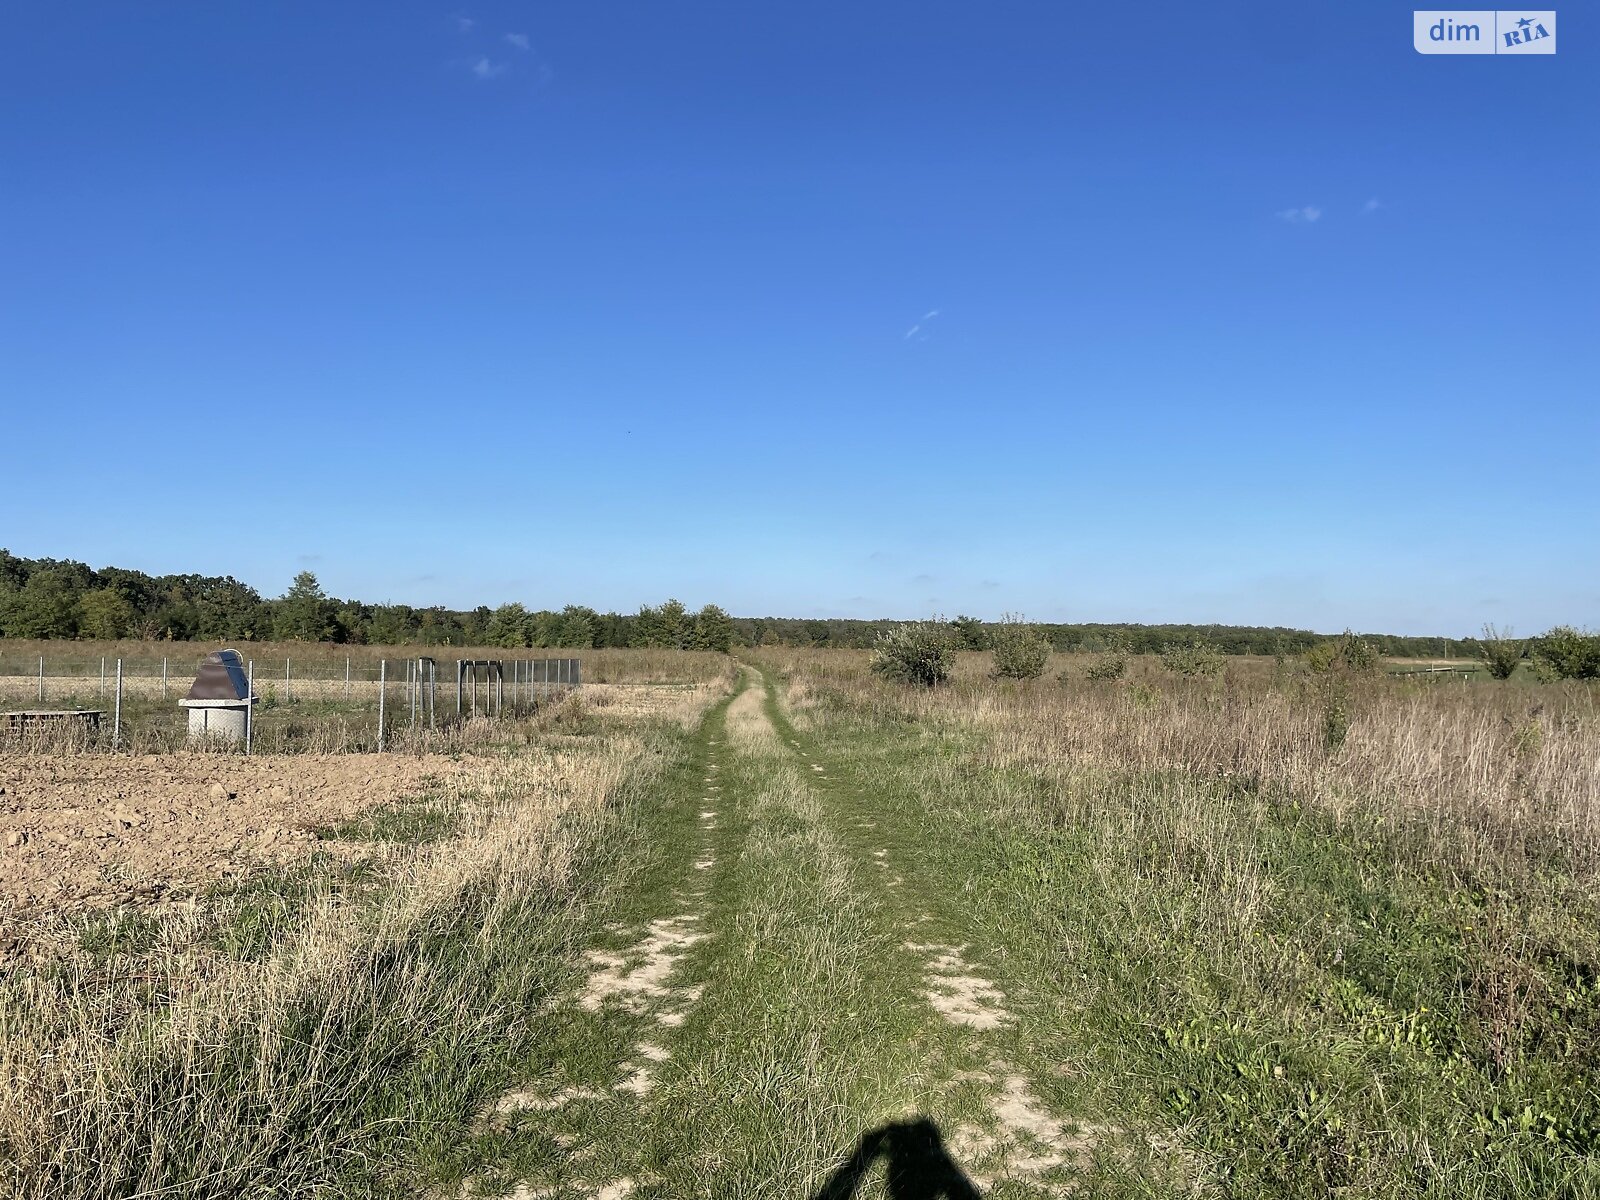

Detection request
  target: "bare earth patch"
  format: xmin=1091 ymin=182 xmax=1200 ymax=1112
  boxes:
xmin=950 ymin=1069 xmax=1106 ymax=1190
xmin=907 ymin=941 xmax=1012 ymax=1031
xmin=0 ymin=752 xmax=468 ymax=920
xmin=579 ymin=915 xmax=706 ymax=1019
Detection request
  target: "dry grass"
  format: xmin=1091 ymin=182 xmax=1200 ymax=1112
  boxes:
xmin=724 ymin=668 xmax=781 ymax=756
xmin=750 ymin=649 xmax=1600 ymax=1192
xmin=0 ymin=667 xmax=731 ymax=1199
xmin=0 ymin=640 xmax=731 ymax=693
xmin=0 ymin=645 xmax=738 ymax=755
xmin=757 ymin=648 xmax=1600 ymax=870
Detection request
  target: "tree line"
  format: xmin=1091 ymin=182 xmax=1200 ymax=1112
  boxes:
xmin=0 ymin=550 xmax=1584 ymax=663
xmin=0 ymin=552 xmax=735 ymax=651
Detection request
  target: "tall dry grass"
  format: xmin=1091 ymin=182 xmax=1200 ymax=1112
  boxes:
xmin=756 ymin=648 xmax=1600 ymax=874
xmin=0 ymin=674 xmax=730 ymax=1199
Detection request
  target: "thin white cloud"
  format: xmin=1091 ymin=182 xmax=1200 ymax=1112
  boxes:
xmin=903 ymin=324 xmax=921 ymax=340
xmin=904 ymin=308 xmax=941 ymax=339
xmin=921 ymin=309 xmax=940 ymax=320
xmin=1276 ymin=205 xmax=1322 ymax=224
xmin=470 ymin=57 xmax=507 ymax=79
xmin=504 ymin=32 xmax=530 ymax=50
xmin=455 ymin=15 xmax=476 ymax=32
xmin=1362 ymin=197 xmax=1383 ymax=215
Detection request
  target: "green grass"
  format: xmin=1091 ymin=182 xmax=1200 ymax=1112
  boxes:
xmin=313 ymin=799 xmax=461 ymax=844
xmin=779 ymin=670 xmax=1600 ymax=1198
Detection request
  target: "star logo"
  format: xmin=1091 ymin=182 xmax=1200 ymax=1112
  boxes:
xmin=1517 ymin=15 xmax=1534 ymax=28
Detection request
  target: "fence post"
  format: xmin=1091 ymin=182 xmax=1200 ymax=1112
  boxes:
xmin=378 ymin=659 xmax=386 ymax=752
xmin=246 ymin=660 xmax=254 ymax=755
xmin=113 ymin=659 xmax=123 ymax=749
xmin=162 ymin=657 xmax=169 ymax=700
xmin=285 ymin=657 xmax=291 ymax=702
xmin=37 ymin=655 xmax=43 ymax=702
xmin=456 ymin=660 xmax=463 ymax=717
xmin=100 ymin=656 xmax=106 ymax=698
xmin=345 ymin=656 xmax=351 ymax=699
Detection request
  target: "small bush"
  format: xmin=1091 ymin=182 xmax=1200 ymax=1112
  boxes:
xmin=1511 ymin=718 xmax=1544 ymax=759
xmin=871 ymin=620 xmax=957 ymax=687
xmin=1085 ymin=654 xmax=1127 ymax=681
xmin=1478 ymin=624 xmax=1525 ymax=680
xmin=990 ymin=614 xmax=1050 ymax=680
xmin=1322 ymin=688 xmax=1350 ymax=752
xmin=1534 ymin=626 xmax=1600 ymax=680
xmin=1306 ymin=630 xmax=1380 ymax=675
xmin=1161 ymin=639 xmax=1224 ymax=678
xmin=1129 ymin=682 xmax=1160 ymax=709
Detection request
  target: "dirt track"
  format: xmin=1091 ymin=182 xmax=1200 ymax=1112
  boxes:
xmin=0 ymin=753 xmax=468 ymax=919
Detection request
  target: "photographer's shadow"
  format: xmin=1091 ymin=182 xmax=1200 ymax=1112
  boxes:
xmin=810 ymin=1117 xmax=981 ymax=1200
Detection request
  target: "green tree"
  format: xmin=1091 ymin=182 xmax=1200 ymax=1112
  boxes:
xmin=76 ymin=588 xmax=136 ymax=639
xmin=949 ymin=615 xmax=989 ymax=651
xmin=555 ymin=605 xmax=597 ymax=648
xmin=487 ymin=602 xmax=531 ymax=647
xmin=694 ymin=604 xmax=735 ymax=653
xmin=0 ymin=568 xmax=80 ymax=638
xmin=1535 ymin=627 xmax=1600 ymax=680
xmin=273 ymin=571 xmax=337 ymax=642
xmin=658 ymin=598 xmax=689 ymax=648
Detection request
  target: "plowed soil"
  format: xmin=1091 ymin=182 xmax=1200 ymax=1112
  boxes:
xmin=0 ymin=753 xmax=468 ymax=919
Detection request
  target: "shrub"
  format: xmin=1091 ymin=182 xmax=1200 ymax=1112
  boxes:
xmin=871 ymin=620 xmax=957 ymax=687
xmin=1534 ymin=626 xmax=1600 ymax=680
xmin=1161 ymin=638 xmax=1224 ymax=677
xmin=1306 ymin=629 xmax=1380 ymax=675
xmin=1322 ymin=684 xmax=1350 ymax=752
xmin=1478 ymin=624 xmax=1525 ymax=681
xmin=1085 ymin=654 xmax=1127 ymax=681
xmin=1084 ymin=633 xmax=1131 ymax=681
xmin=990 ymin=614 xmax=1050 ymax=680
xmin=949 ymin=615 xmax=989 ymax=651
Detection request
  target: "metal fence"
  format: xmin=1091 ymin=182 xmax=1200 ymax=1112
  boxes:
xmin=0 ymin=651 xmax=581 ymax=753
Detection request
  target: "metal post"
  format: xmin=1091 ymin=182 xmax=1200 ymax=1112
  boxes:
xmin=245 ymin=660 xmax=254 ymax=755
xmin=471 ymin=664 xmax=478 ymax=718
xmin=162 ymin=657 xmax=168 ymax=700
xmin=113 ymin=659 xmax=123 ymax=749
xmin=456 ymin=659 xmax=463 ymax=717
xmin=496 ymin=665 xmax=503 ymax=716
xmin=100 ymin=656 xmax=106 ymax=698
xmin=37 ymin=655 xmax=43 ymax=702
xmin=429 ymin=660 xmax=437 ymax=731
xmin=345 ymin=656 xmax=351 ymax=699
xmin=285 ymin=656 xmax=291 ymax=702
xmin=378 ymin=659 xmax=386 ymax=752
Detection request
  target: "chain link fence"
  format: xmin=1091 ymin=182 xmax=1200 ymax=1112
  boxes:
xmin=0 ymin=651 xmax=580 ymax=753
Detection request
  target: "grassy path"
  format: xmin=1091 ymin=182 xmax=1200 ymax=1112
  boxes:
xmin=459 ymin=666 xmax=1132 ymax=1199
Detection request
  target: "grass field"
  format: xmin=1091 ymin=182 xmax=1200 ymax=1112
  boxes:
xmin=3 ymin=646 xmax=1597 ymax=1197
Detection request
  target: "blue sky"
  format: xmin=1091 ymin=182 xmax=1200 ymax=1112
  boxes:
xmin=3 ymin=3 xmax=1594 ymax=635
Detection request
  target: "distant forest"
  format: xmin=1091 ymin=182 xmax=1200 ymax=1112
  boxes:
xmin=0 ymin=550 xmax=1485 ymax=657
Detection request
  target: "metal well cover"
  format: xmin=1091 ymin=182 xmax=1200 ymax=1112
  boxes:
xmin=185 ymin=649 xmax=252 ymax=701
